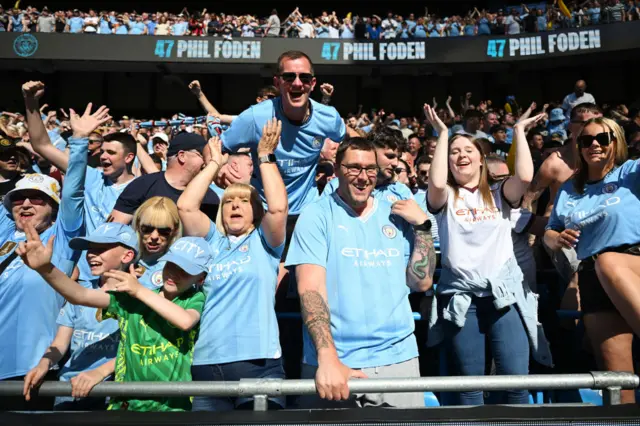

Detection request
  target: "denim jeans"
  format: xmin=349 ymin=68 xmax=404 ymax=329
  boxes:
xmin=441 ymin=295 xmax=530 ymax=405
xmin=191 ymin=358 xmax=285 ymax=411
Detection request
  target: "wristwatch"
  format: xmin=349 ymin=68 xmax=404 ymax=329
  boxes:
xmin=413 ymin=219 xmax=432 ymax=233
xmin=259 ymin=153 xmax=277 ymax=164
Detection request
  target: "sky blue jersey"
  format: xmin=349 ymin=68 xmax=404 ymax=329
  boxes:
xmin=137 ymin=258 xmax=166 ymax=290
xmin=285 ymin=192 xmax=418 ymax=369
xmin=221 ymin=97 xmax=346 ymax=215
xmin=193 ymin=221 xmax=283 ymax=365
xmin=0 ymin=170 xmax=84 ymax=379
xmin=547 ymin=159 xmax=640 ymax=260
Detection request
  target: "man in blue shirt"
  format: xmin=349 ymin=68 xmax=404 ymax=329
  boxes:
xmin=221 ymin=50 xmax=348 ymax=260
xmin=322 ymin=127 xmax=413 ymax=203
xmin=285 ymin=138 xmax=436 ymax=408
xmin=67 ymin=9 xmax=84 ymax=33
xmin=128 ymin=14 xmax=147 ymax=35
xmin=171 ymin=14 xmax=188 ymax=36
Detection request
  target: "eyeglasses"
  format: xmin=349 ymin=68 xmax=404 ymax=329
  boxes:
xmin=340 ymin=163 xmax=379 ymax=177
xmin=577 ymin=132 xmax=615 ymax=149
xmin=279 ymin=72 xmax=314 ymax=84
xmin=140 ymin=225 xmax=174 ymax=237
xmin=394 ymin=167 xmax=407 ymax=174
xmin=265 ymin=94 xmax=277 ymax=99
xmin=11 ymin=194 xmax=46 ymax=206
xmin=417 ymin=170 xmax=429 ymax=176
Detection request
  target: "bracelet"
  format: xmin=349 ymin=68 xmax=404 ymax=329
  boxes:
xmin=413 ymin=219 xmax=432 ymax=233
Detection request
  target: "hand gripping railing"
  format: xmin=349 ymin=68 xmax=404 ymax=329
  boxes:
xmin=0 ymin=372 xmax=637 ymax=411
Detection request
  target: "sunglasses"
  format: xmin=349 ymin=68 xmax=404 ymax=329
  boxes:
xmin=394 ymin=167 xmax=407 ymax=174
xmin=11 ymin=194 xmax=46 ymax=206
xmin=577 ymin=132 xmax=615 ymax=149
xmin=140 ymin=225 xmax=174 ymax=237
xmin=279 ymin=72 xmax=314 ymax=84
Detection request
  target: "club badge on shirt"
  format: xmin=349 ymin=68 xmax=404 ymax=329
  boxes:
xmin=151 ymin=270 xmax=163 ymax=287
xmin=0 ymin=241 xmax=17 ymax=257
xmin=382 ymin=225 xmax=397 ymax=239
xmin=312 ymin=137 xmax=322 ymax=149
xmin=602 ymin=183 xmax=618 ymax=194
xmin=387 ymin=195 xmax=398 ymax=203
xmin=239 ymin=244 xmax=249 ymax=253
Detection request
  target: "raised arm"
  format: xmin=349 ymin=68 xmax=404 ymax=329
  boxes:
xmin=177 ymin=137 xmax=224 ymax=237
xmin=503 ymin=114 xmax=544 ymax=205
xmin=17 ymin=223 xmax=110 ymax=309
xmin=188 ymin=80 xmax=218 ymax=115
xmin=22 ymin=81 xmax=69 ymax=172
xmin=258 ymin=119 xmax=288 ymax=247
xmin=297 ymin=263 xmax=367 ymax=400
xmin=130 ymin=124 xmax=160 ymax=174
xmin=425 ymin=104 xmax=450 ymax=210
xmin=445 ymin=96 xmax=456 ymax=120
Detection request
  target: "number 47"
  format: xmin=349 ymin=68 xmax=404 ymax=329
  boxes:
xmin=321 ymin=43 xmax=340 ymax=61
xmin=487 ymin=40 xmax=506 ymax=58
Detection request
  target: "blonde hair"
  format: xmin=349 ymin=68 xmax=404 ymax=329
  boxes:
xmin=132 ymin=196 xmax=183 ymax=258
xmin=215 ymin=183 xmax=264 ymax=236
xmin=574 ymin=117 xmax=627 ymax=194
xmin=447 ymin=134 xmax=495 ymax=208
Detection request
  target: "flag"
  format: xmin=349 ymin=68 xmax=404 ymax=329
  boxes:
xmin=558 ymin=0 xmax=572 ymax=18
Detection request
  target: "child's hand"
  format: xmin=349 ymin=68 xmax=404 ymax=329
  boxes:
xmin=103 ymin=265 xmax=144 ymax=298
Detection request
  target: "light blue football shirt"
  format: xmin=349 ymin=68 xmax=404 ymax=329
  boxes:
xmin=0 ymin=172 xmax=84 ymax=379
xmin=137 ymin=258 xmax=166 ymax=290
xmin=285 ymin=192 xmax=418 ymax=369
xmin=56 ymin=279 xmax=119 ymax=383
xmin=547 ymin=159 xmax=640 ymax=260
xmin=221 ymin=97 xmax=346 ymax=215
xmin=193 ymin=221 xmax=283 ymax=365
xmin=68 ymin=137 xmax=134 ymax=281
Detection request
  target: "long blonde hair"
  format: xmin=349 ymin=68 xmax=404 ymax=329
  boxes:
xmin=215 ymin=183 xmax=264 ymax=236
xmin=132 ymin=196 xmax=183 ymax=258
xmin=447 ymin=134 xmax=495 ymax=208
xmin=574 ymin=117 xmax=627 ymax=194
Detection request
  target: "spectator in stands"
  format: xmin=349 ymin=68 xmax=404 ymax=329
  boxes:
xmin=545 ymin=118 xmax=639 ymax=404
xmin=413 ymin=156 xmax=439 ymax=242
xmin=109 ymin=132 xmax=219 ymax=224
xmin=562 ymin=80 xmax=596 ymax=120
xmin=128 ymin=14 xmax=147 ymax=35
xmin=265 ymin=9 xmax=280 ymax=37
xmin=457 ymin=110 xmax=491 ymax=140
xmin=178 ymin=123 xmax=288 ymax=411
xmin=0 ymin=140 xmax=26 ymax=201
xmin=286 ymin=137 xmax=435 ymax=408
xmin=395 ymin=158 xmax=411 ymax=186
xmin=66 ymin=9 xmax=83 ymax=33
xmin=0 ymin=171 xmax=83 ymax=411
xmin=83 ymin=9 xmax=98 ymax=33
xmin=605 ymin=0 xmax=626 ymax=21
xmin=171 ymin=14 xmax=188 ymax=36
xmin=23 ymin=225 xmax=137 ymax=410
xmin=36 ymin=7 xmax=55 ymax=33
xmin=425 ymin=104 xmax=551 ymax=405
xmin=155 ymin=15 xmax=170 ymax=35
xmin=132 ymin=197 xmax=183 ymax=290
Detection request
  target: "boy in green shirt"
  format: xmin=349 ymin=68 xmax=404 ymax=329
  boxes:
xmin=18 ymin=222 xmax=211 ymax=411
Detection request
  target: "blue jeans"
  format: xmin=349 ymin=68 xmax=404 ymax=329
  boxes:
xmin=191 ymin=358 xmax=285 ymax=411
xmin=441 ymin=295 xmax=530 ymax=405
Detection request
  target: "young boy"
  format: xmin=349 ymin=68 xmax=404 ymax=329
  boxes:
xmin=23 ymin=222 xmax=138 ymax=410
xmin=18 ymin=222 xmax=212 ymax=412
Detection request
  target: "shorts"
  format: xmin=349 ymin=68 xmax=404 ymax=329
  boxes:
xmin=544 ymin=243 xmax=580 ymax=283
xmin=578 ymin=244 xmax=640 ymax=314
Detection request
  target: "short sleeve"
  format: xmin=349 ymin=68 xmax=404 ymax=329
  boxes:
xmin=258 ymin=225 xmax=285 ymax=258
xmin=113 ymin=176 xmax=148 ymax=215
xmin=398 ymin=184 xmax=415 ymax=201
xmin=284 ymin=206 xmax=328 ymax=269
xmin=546 ymin=189 xmax=566 ymax=232
xmin=101 ymin=292 xmax=126 ymax=321
xmin=221 ymin=108 xmax=257 ymax=153
xmin=330 ymin=111 xmax=347 ymax=143
xmin=397 ymin=217 xmax=414 ymax=266
xmin=184 ymin=291 xmax=205 ymax=314
xmin=511 ymin=208 xmax=534 ymax=234
xmin=56 ymin=303 xmax=75 ymax=328
xmin=204 ymin=218 xmax=221 ymax=243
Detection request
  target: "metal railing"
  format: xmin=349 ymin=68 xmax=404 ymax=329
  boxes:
xmin=1 ymin=372 xmax=637 ymax=411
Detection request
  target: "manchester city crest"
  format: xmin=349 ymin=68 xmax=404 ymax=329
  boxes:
xmin=239 ymin=244 xmax=249 ymax=253
xmin=312 ymin=137 xmax=322 ymax=149
xmin=151 ymin=270 xmax=164 ymax=287
xmin=602 ymin=183 xmax=617 ymax=194
xmin=387 ymin=195 xmax=398 ymax=203
xmin=382 ymin=225 xmax=397 ymax=239
xmin=13 ymin=34 xmax=39 ymax=58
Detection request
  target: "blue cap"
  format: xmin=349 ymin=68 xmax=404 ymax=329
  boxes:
xmin=69 ymin=223 xmax=138 ymax=254
xmin=549 ymin=108 xmax=565 ymax=123
xmin=159 ymin=237 xmax=213 ymax=276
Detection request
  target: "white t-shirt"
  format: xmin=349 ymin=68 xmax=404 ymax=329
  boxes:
xmin=561 ymin=92 xmax=596 ymax=119
xmin=510 ymin=208 xmax=537 ymax=292
xmin=84 ymin=16 xmax=99 ymax=32
xmin=298 ymin=22 xmax=314 ymax=38
xmin=328 ymin=25 xmax=340 ymax=38
xmin=433 ymin=185 xmax=514 ymax=281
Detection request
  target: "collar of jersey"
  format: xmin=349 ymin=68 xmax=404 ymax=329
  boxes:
xmin=332 ymin=192 xmax=378 ymax=223
xmin=276 ymin=97 xmax=313 ymax=127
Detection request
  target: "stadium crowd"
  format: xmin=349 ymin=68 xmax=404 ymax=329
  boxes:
xmin=1 ymin=49 xmax=640 ymax=412
xmin=0 ymin=0 xmax=639 ymax=37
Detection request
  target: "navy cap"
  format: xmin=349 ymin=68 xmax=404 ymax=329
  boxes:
xmin=159 ymin=237 xmax=213 ymax=276
xmin=166 ymin=132 xmax=207 ymax=157
xmin=69 ymin=223 xmax=139 ymax=254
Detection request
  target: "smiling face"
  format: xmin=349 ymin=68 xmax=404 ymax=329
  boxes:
xmin=10 ymin=190 xmax=56 ymax=233
xmin=449 ymin=136 xmax=483 ymax=187
xmin=0 ymin=150 xmax=20 ymax=175
xmin=578 ymin=122 xmax=616 ymax=170
xmin=86 ymin=243 xmax=134 ymax=277
xmin=100 ymin=141 xmax=133 ymax=180
xmin=162 ymin=262 xmax=205 ymax=292
xmin=274 ymin=56 xmax=316 ymax=115
xmin=336 ymin=148 xmax=377 ymax=211
xmin=375 ymin=147 xmax=398 ymax=184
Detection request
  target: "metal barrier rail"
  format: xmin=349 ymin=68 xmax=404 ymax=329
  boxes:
xmin=0 ymin=372 xmax=636 ymax=411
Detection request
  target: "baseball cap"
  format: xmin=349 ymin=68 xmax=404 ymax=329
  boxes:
xmin=0 ymin=135 xmax=21 ymax=152
xmin=3 ymin=174 xmax=61 ymax=213
xmin=151 ymin=132 xmax=169 ymax=144
xmin=166 ymin=132 xmax=206 ymax=157
xmin=69 ymin=223 xmax=139 ymax=254
xmin=159 ymin=237 xmax=213 ymax=276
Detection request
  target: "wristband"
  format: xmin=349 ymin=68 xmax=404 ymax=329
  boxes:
xmin=413 ymin=219 xmax=432 ymax=233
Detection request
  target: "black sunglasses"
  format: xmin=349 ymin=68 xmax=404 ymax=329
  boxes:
xmin=140 ymin=225 xmax=174 ymax=237
xmin=394 ymin=167 xmax=407 ymax=174
xmin=577 ymin=132 xmax=615 ymax=149
xmin=279 ymin=72 xmax=314 ymax=84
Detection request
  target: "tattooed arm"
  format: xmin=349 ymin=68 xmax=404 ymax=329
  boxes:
xmin=296 ymin=264 xmax=367 ymax=400
xmin=406 ymin=228 xmax=436 ymax=292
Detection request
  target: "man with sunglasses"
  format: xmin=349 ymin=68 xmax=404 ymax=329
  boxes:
xmin=0 ymin=137 xmax=27 ymax=202
xmin=285 ymin=138 xmax=435 ymax=408
xmin=0 ymin=166 xmax=85 ymax=410
xmin=110 ymin=132 xmax=219 ymax=225
xmin=413 ymin=156 xmax=439 ymax=243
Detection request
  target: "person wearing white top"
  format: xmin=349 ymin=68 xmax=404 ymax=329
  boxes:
xmin=562 ymin=80 xmax=596 ymax=120
xmin=424 ymin=104 xmax=551 ymax=405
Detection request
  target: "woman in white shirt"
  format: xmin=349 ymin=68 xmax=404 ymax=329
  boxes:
xmin=425 ymin=104 xmax=551 ymax=405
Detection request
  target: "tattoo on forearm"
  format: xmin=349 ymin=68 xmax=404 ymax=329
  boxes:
xmin=300 ymin=291 xmax=333 ymax=350
xmin=411 ymin=230 xmax=436 ymax=281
